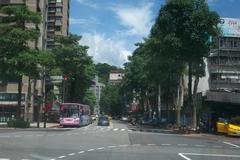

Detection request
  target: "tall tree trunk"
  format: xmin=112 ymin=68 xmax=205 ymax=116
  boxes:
xmin=158 ymin=84 xmax=161 ymax=124
xmin=176 ymin=75 xmax=184 ymax=127
xmin=188 ymin=61 xmax=194 ymax=128
xmin=26 ymin=76 xmax=32 ymax=122
xmin=17 ymin=75 xmax=23 ymax=120
xmin=193 ymin=76 xmax=200 ymax=130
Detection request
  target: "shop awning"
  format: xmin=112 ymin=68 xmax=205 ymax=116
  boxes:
xmin=0 ymin=101 xmax=25 ymax=107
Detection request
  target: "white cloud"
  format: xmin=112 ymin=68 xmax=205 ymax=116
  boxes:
xmin=79 ymin=33 xmax=131 ymax=67
xmin=207 ymin=0 xmax=220 ymax=6
xmin=76 ymin=0 xmax=98 ymax=9
xmin=70 ymin=18 xmax=88 ymax=25
xmin=111 ymin=2 xmax=154 ymax=36
xmin=70 ymin=17 xmax=101 ymax=25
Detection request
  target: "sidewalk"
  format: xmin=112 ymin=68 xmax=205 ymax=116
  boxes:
xmin=128 ymin=123 xmax=181 ymax=134
xmin=30 ymin=122 xmax=59 ymax=128
xmin=128 ymin=123 xmax=240 ymax=145
xmin=0 ymin=122 xmax=59 ymax=129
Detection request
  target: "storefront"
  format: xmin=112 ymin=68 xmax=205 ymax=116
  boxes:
xmin=0 ymin=93 xmax=25 ymax=122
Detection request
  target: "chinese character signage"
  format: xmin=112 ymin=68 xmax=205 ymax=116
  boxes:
xmin=219 ymin=18 xmax=240 ymax=37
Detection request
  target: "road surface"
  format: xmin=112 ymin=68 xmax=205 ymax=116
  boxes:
xmin=0 ymin=120 xmax=240 ymax=160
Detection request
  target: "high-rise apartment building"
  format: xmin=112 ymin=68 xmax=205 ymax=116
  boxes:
xmin=46 ymin=0 xmax=69 ymax=48
xmin=0 ymin=0 xmax=70 ymax=122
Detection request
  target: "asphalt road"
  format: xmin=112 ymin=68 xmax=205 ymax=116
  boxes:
xmin=0 ymin=120 xmax=240 ymax=160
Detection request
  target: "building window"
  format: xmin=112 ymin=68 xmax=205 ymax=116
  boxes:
xmin=48 ymin=7 xmax=55 ymax=12
xmin=56 ymin=7 xmax=62 ymax=13
xmin=48 ymin=16 xmax=55 ymax=21
xmin=55 ymin=26 xmax=61 ymax=31
xmin=47 ymin=26 xmax=54 ymax=30
xmin=48 ymin=0 xmax=56 ymax=3
xmin=56 ymin=0 xmax=62 ymax=3
xmin=55 ymin=16 xmax=62 ymax=20
xmin=234 ymin=41 xmax=238 ymax=48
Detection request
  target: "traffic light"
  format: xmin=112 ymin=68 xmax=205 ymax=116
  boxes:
xmin=63 ymin=75 xmax=68 ymax=81
xmin=63 ymin=75 xmax=76 ymax=81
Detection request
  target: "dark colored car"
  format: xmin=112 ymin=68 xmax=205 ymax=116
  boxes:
xmin=98 ymin=116 xmax=110 ymax=126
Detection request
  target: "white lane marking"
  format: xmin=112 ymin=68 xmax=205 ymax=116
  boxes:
xmin=113 ymin=128 xmax=119 ymax=131
xmin=161 ymin=144 xmax=171 ymax=146
xmin=121 ymin=129 xmax=125 ymax=131
xmin=147 ymin=144 xmax=156 ymax=146
xmin=68 ymin=153 xmax=75 ymax=156
xmin=128 ymin=129 xmax=132 ymax=132
xmin=0 ymin=159 xmax=10 ymax=160
xmin=78 ymin=151 xmax=85 ymax=154
xmin=223 ymin=141 xmax=240 ymax=148
xmin=97 ymin=147 xmax=105 ymax=150
xmin=132 ymin=144 xmax=141 ymax=146
xmin=87 ymin=149 xmax=95 ymax=152
xmin=108 ymin=145 xmax=116 ymax=148
xmin=182 ymin=153 xmax=240 ymax=158
xmin=195 ymin=145 xmax=205 ymax=147
xmin=178 ymin=153 xmax=191 ymax=160
xmin=49 ymin=159 xmax=56 ymax=160
xmin=58 ymin=156 xmax=66 ymax=159
xmin=177 ymin=144 xmax=188 ymax=146
xmin=119 ymin=144 xmax=128 ymax=147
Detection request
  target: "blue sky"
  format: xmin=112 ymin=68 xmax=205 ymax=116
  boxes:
xmin=70 ymin=0 xmax=240 ymax=67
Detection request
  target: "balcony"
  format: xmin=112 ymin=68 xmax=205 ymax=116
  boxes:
xmin=208 ymin=65 xmax=240 ymax=74
xmin=55 ymin=20 xmax=62 ymax=26
xmin=48 ymin=0 xmax=56 ymax=4
xmin=210 ymin=81 xmax=240 ymax=90
xmin=0 ymin=0 xmax=10 ymax=4
xmin=206 ymin=91 xmax=240 ymax=104
xmin=56 ymin=2 xmax=63 ymax=7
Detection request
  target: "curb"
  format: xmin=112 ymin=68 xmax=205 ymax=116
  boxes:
xmin=47 ymin=124 xmax=60 ymax=128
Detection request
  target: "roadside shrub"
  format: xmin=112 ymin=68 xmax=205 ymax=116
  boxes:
xmin=7 ymin=120 xmax=30 ymax=128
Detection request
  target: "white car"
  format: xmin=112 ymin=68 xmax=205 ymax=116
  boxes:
xmin=121 ymin=116 xmax=128 ymax=121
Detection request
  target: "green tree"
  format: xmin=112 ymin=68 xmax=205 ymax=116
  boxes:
xmin=0 ymin=4 xmax=41 ymax=119
xmin=100 ymin=84 xmax=123 ymax=116
xmin=83 ymin=89 xmax=96 ymax=114
xmin=151 ymin=0 xmax=220 ymax=128
xmin=52 ymin=34 xmax=96 ymax=103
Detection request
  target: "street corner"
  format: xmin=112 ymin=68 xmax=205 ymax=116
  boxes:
xmin=178 ymin=152 xmax=240 ymax=160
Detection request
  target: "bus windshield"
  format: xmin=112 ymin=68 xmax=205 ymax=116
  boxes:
xmin=61 ymin=104 xmax=79 ymax=118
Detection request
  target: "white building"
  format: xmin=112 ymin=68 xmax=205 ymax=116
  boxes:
xmin=109 ymin=70 xmax=124 ymax=84
xmin=90 ymin=76 xmax=105 ymax=115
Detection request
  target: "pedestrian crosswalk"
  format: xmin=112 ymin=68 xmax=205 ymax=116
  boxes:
xmin=80 ymin=126 xmax=132 ymax=133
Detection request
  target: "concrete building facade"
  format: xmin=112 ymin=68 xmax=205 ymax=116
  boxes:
xmin=0 ymin=0 xmax=70 ymax=122
xmin=206 ymin=17 xmax=240 ymax=104
xmin=46 ymin=0 xmax=69 ymax=48
xmin=90 ymin=76 xmax=105 ymax=115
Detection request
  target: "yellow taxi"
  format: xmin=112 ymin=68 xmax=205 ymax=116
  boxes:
xmin=216 ymin=118 xmax=240 ymax=136
xmin=216 ymin=118 xmax=228 ymax=134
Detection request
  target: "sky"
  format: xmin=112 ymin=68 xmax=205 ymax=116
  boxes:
xmin=70 ymin=0 xmax=240 ymax=67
